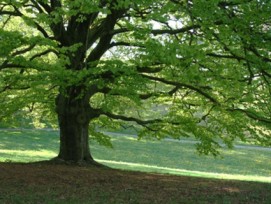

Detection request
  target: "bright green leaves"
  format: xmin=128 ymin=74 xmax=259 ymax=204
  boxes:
xmin=89 ymin=59 xmax=149 ymax=115
xmin=60 ymin=0 xmax=102 ymax=22
xmin=0 ymin=29 xmax=24 ymax=57
xmin=112 ymin=0 xmax=132 ymax=9
xmin=0 ymin=13 xmax=59 ymax=125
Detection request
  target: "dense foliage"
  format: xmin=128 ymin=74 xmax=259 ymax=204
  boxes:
xmin=0 ymin=0 xmax=270 ymax=158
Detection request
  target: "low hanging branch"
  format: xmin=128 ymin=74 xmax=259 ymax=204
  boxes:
xmin=102 ymin=111 xmax=162 ymax=125
xmin=228 ymin=108 xmax=271 ymax=124
xmin=140 ymin=74 xmax=219 ymax=104
xmin=100 ymin=111 xmax=163 ymax=132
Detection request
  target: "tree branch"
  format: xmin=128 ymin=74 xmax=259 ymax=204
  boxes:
xmin=102 ymin=111 xmax=162 ymax=127
xmin=0 ymin=63 xmax=25 ymax=70
xmin=206 ymin=53 xmax=245 ymax=61
xmin=0 ymin=49 xmax=57 ymax=71
xmin=34 ymin=0 xmax=52 ymax=13
xmin=34 ymin=21 xmax=51 ymax=38
xmin=218 ymin=0 xmax=253 ymax=8
xmin=109 ymin=24 xmax=199 ymax=38
xmin=1 ymin=3 xmax=51 ymax=38
xmin=140 ymin=74 xmax=219 ymax=104
xmin=109 ymin=28 xmax=130 ymax=36
xmin=30 ymin=49 xmax=58 ymax=61
xmin=247 ymin=46 xmax=271 ymax=63
xmin=11 ymin=44 xmax=36 ymax=57
xmin=29 ymin=0 xmax=44 ymax=13
xmin=151 ymin=25 xmax=200 ymax=35
xmin=86 ymin=10 xmax=127 ymax=62
xmin=228 ymin=108 xmax=271 ymax=124
xmin=0 ymin=10 xmax=21 ymax=16
xmin=136 ymin=65 xmax=163 ymax=73
xmin=109 ymin=41 xmax=145 ymax=48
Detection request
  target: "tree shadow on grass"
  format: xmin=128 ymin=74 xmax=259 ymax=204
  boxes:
xmin=0 ymin=163 xmax=271 ymax=204
xmin=0 ymin=129 xmax=59 ymax=153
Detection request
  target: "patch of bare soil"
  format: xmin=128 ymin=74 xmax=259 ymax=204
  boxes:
xmin=0 ymin=162 xmax=270 ymax=204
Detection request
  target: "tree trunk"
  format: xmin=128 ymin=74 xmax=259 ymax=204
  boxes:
xmin=55 ymin=92 xmax=95 ymax=164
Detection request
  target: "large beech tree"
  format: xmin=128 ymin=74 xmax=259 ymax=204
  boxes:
xmin=0 ymin=0 xmax=270 ymax=164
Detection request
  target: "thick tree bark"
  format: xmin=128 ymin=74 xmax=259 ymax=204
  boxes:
xmin=55 ymin=91 xmax=95 ymax=164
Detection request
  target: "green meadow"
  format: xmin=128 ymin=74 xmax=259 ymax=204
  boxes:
xmin=0 ymin=129 xmax=270 ymax=183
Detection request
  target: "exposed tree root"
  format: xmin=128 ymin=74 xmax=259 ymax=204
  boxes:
xmin=32 ymin=157 xmax=110 ymax=168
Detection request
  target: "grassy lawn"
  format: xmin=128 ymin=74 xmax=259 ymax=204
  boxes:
xmin=0 ymin=129 xmax=270 ymax=182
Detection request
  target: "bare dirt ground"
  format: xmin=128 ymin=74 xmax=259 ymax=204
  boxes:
xmin=0 ymin=162 xmax=270 ymax=204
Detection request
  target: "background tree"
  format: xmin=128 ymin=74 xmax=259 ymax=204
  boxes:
xmin=0 ymin=0 xmax=270 ymax=164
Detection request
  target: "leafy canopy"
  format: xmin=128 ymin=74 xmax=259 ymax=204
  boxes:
xmin=0 ymin=0 xmax=270 ymax=155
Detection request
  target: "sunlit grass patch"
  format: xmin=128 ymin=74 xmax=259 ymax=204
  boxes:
xmin=0 ymin=150 xmax=57 ymax=163
xmin=97 ymin=159 xmax=271 ymax=183
xmin=0 ymin=149 xmax=57 ymax=162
